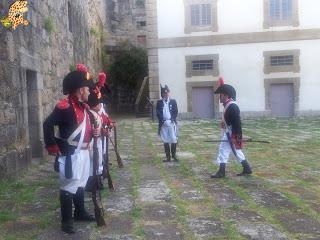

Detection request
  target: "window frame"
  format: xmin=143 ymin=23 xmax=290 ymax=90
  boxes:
xmin=137 ymin=20 xmax=146 ymax=28
xmin=263 ymin=49 xmax=300 ymax=74
xmin=184 ymin=0 xmax=217 ymax=34
xmin=263 ymin=0 xmax=299 ymax=28
xmin=186 ymin=54 xmax=219 ymax=77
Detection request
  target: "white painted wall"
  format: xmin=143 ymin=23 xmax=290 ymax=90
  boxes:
xmin=158 ymin=39 xmax=320 ymax=113
xmin=157 ymin=0 xmax=320 ymax=38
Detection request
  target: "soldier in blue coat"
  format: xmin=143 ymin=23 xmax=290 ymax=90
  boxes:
xmin=156 ymin=85 xmax=179 ymax=162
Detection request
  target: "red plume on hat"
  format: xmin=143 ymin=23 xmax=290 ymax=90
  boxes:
xmin=98 ymin=72 xmax=107 ymax=87
xmin=214 ymin=76 xmax=237 ymax=100
xmin=76 ymin=63 xmax=88 ymax=73
xmin=90 ymin=72 xmax=107 ymax=102
xmin=76 ymin=63 xmax=90 ymax=80
xmin=218 ymin=76 xmax=224 ymax=86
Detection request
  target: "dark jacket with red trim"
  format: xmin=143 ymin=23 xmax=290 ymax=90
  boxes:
xmin=224 ymin=102 xmax=243 ymax=148
xmin=43 ymin=96 xmax=93 ymax=156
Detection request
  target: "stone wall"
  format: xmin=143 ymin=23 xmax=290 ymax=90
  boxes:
xmin=0 ymin=0 xmax=106 ymax=179
xmin=105 ymin=0 xmax=147 ymax=47
xmin=103 ymin=0 xmax=147 ymax=113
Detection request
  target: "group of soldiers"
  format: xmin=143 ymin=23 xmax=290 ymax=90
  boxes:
xmin=156 ymin=79 xmax=252 ymax=178
xmin=43 ymin=64 xmax=114 ymax=233
xmin=43 ymin=65 xmax=252 ymax=234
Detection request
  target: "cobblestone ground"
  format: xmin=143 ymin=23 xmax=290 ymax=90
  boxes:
xmin=0 ymin=117 xmax=320 ymax=240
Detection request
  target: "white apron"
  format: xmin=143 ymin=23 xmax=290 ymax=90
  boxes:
xmin=58 ymin=112 xmax=90 ymax=194
xmin=160 ymin=120 xmax=178 ymax=143
xmin=160 ymin=99 xmax=178 ymax=143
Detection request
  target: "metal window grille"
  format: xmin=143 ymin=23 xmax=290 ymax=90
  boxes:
xmin=192 ymin=60 xmax=214 ymax=70
xmin=270 ymin=55 xmax=294 ymax=66
xmin=191 ymin=4 xmax=211 ymax=26
xmin=137 ymin=21 xmax=146 ymax=27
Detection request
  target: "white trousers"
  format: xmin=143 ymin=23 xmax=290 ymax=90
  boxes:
xmin=160 ymin=120 xmax=178 ymax=143
xmin=216 ymin=132 xmax=246 ymax=164
xmin=58 ymin=150 xmax=90 ymax=194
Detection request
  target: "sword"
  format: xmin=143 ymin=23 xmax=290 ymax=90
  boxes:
xmin=226 ymin=132 xmax=241 ymax=161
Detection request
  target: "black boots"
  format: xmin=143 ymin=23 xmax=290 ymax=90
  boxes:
xmin=237 ymin=160 xmax=252 ymax=176
xmin=163 ymin=143 xmax=179 ymax=162
xmin=210 ymin=163 xmax=226 ymax=178
xmin=60 ymin=190 xmax=75 ymax=234
xmin=163 ymin=143 xmax=171 ymax=162
xmin=73 ymin=188 xmax=95 ymax=222
xmin=60 ymin=188 xmax=95 ymax=234
xmin=210 ymin=161 xmax=252 ymax=178
xmin=171 ymin=143 xmax=178 ymax=162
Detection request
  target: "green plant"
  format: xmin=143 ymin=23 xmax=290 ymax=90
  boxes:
xmin=134 ymin=224 xmax=145 ymax=236
xmin=44 ymin=17 xmax=55 ymax=34
xmin=130 ymin=207 xmax=142 ymax=219
xmin=69 ymin=64 xmax=76 ymax=71
xmin=90 ymin=27 xmax=99 ymax=36
xmin=108 ymin=42 xmax=148 ymax=89
xmin=0 ymin=210 xmax=16 ymax=223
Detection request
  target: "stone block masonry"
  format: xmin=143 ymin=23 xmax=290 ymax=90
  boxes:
xmin=0 ymin=0 xmax=106 ymax=178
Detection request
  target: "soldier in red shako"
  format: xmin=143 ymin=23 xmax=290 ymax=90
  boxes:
xmin=156 ymin=85 xmax=179 ymax=162
xmin=96 ymin=72 xmax=115 ymax=166
xmin=43 ymin=64 xmax=99 ymax=234
xmin=86 ymin=72 xmax=114 ymax=190
xmin=210 ymin=77 xmax=252 ymax=178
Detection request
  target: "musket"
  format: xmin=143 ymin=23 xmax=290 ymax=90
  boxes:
xmin=110 ymin=122 xmax=124 ymax=168
xmin=204 ymin=138 xmax=270 ymax=144
xmin=102 ymin=136 xmax=115 ymax=191
xmin=92 ymin=120 xmax=106 ymax=226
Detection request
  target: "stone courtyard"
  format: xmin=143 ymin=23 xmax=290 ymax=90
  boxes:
xmin=0 ymin=116 xmax=319 ymax=240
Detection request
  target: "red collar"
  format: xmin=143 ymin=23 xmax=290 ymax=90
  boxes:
xmin=223 ymin=98 xmax=232 ymax=107
xmin=69 ymin=95 xmax=79 ymax=103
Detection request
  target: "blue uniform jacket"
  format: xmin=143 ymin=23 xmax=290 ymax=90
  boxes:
xmin=156 ymin=98 xmax=178 ymax=135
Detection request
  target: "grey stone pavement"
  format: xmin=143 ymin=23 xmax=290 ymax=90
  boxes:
xmin=2 ymin=117 xmax=320 ymax=240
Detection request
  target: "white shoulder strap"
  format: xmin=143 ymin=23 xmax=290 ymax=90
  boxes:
xmin=67 ymin=111 xmax=87 ymax=153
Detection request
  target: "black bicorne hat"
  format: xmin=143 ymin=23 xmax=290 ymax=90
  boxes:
xmin=62 ymin=71 xmax=92 ymax=95
xmin=214 ymin=84 xmax=236 ymax=100
xmin=160 ymin=84 xmax=170 ymax=96
xmin=87 ymin=89 xmax=104 ymax=107
xmin=214 ymin=77 xmax=236 ymax=100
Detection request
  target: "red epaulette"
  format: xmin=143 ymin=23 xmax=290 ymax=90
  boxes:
xmin=56 ymin=98 xmax=70 ymax=109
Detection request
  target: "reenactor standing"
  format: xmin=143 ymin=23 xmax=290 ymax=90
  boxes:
xmin=156 ymin=85 xmax=179 ymax=162
xmin=43 ymin=64 xmax=98 ymax=233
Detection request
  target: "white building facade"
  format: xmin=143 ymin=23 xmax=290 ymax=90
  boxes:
xmin=146 ymin=0 xmax=320 ymax=118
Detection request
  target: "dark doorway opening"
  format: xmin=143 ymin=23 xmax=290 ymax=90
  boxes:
xmin=26 ymin=70 xmax=43 ymax=158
